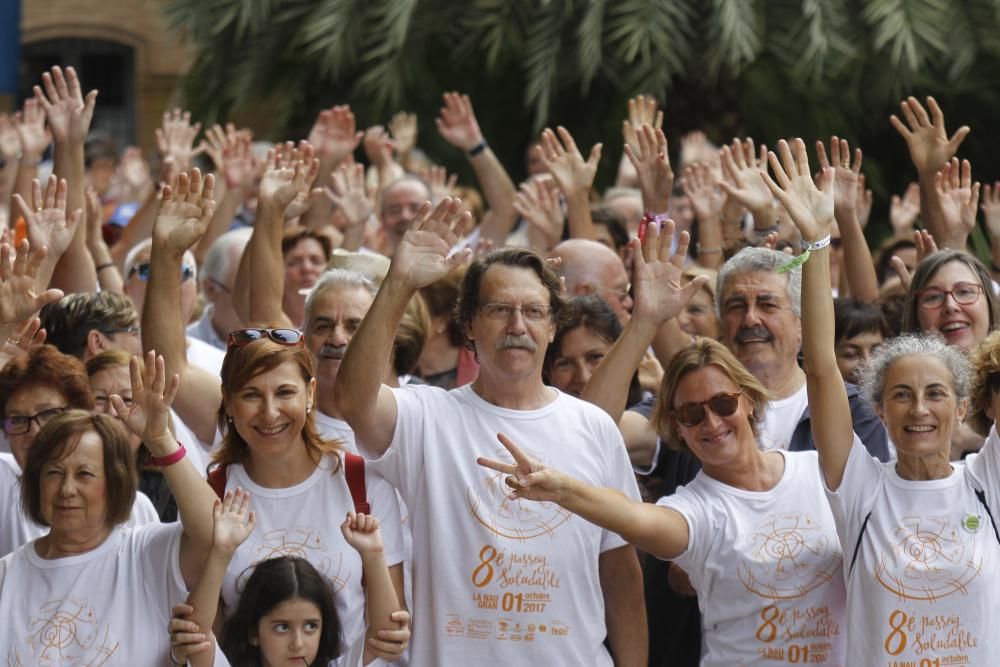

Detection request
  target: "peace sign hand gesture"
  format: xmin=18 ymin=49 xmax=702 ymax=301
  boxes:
xmin=476 ymin=433 xmax=568 ymax=503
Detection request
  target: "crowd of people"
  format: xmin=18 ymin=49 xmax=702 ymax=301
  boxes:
xmin=0 ymin=63 xmax=998 ymax=667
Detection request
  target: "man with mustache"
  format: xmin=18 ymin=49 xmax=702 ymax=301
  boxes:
xmin=718 ymin=247 xmax=888 ymax=458
xmin=336 ymin=198 xmax=647 ymax=666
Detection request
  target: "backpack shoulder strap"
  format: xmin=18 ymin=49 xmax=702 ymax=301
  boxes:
xmin=975 ymin=489 xmax=1000 ymax=547
xmin=848 ymin=511 xmax=872 ymax=578
xmin=344 ymin=453 xmax=371 ymax=515
xmin=207 ymin=465 xmax=227 ymax=500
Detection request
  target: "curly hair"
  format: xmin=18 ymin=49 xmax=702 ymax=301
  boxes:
xmin=856 ymin=333 xmax=971 ymax=412
xmin=967 ymin=329 xmax=1000 ymax=436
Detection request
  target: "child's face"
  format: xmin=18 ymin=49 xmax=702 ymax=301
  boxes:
xmin=256 ymin=598 xmax=323 ymax=667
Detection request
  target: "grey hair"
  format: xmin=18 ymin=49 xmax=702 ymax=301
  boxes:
xmin=200 ymin=228 xmax=252 ymax=289
xmin=857 ymin=333 xmax=971 ymax=410
xmin=716 ymin=247 xmax=802 ymax=318
xmin=302 ymin=269 xmax=378 ymax=328
xmin=123 ymin=238 xmax=198 ymax=282
xmin=377 ymin=175 xmax=431 ymax=214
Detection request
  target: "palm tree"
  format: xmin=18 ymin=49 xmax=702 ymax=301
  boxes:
xmin=165 ymin=0 xmax=1000 ymax=242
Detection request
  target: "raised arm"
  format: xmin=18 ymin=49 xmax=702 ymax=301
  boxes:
xmin=143 ymin=170 xmax=221 ymax=445
xmin=111 ymin=352 xmax=218 ymax=586
xmin=478 ymin=433 xmax=689 ymax=559
xmin=540 ymin=126 xmax=601 ymax=240
xmin=323 ymin=163 xmax=374 ymax=252
xmin=513 ymin=177 xmax=564 ymax=252
xmin=34 ymin=66 xmax=97 ymax=293
xmin=718 ymin=138 xmax=775 ymax=237
xmin=13 ymin=176 xmax=82 ymax=293
xmin=623 ymin=123 xmax=673 ymax=219
xmin=436 ymin=92 xmax=518 ymax=246
xmin=195 ymin=125 xmax=255 ymax=264
xmin=761 ymin=138 xmax=853 ymax=490
xmin=340 ymin=512 xmax=407 ymax=665
xmin=0 ymin=240 xmax=64 ymax=345
xmin=933 ymin=158 xmax=980 ymax=254
xmin=815 ymin=137 xmax=878 ymax=301
xmin=335 ymin=198 xmax=472 ymax=456
xmin=301 ymin=106 xmax=364 ymax=231
xmin=890 ymin=96 xmax=969 ymax=249
xmin=84 ymin=188 xmax=123 ymax=294
xmin=11 ymin=100 xmax=51 ymax=218
xmin=682 ymin=162 xmax=725 ymax=269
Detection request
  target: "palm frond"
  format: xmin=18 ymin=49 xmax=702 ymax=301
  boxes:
xmin=705 ymin=0 xmax=764 ymax=80
xmin=576 ymin=0 xmax=606 ymax=94
xmin=522 ymin=3 xmax=565 ymax=132
xmin=862 ymin=0 xmax=949 ymax=75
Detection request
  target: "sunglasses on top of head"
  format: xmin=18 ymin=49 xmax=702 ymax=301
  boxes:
xmin=227 ymin=328 xmax=305 ymax=348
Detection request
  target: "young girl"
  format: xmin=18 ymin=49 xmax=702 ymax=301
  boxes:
xmin=169 ymin=488 xmax=401 ymax=667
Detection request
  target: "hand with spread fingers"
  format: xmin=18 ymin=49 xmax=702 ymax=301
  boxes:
xmin=33 ymin=65 xmax=97 ymax=145
xmin=890 ymin=96 xmax=969 ymax=175
xmin=719 ymin=138 xmax=771 ymax=215
xmin=681 ymin=162 xmax=724 ymax=223
xmin=435 ymin=92 xmax=485 ymax=152
xmin=155 ymin=108 xmax=204 ymax=174
xmin=152 ymin=169 xmax=217 ymax=255
xmin=934 ymin=158 xmax=980 ymax=246
xmin=108 ymin=352 xmax=180 ymax=449
xmin=14 ymin=175 xmax=83 ymax=260
xmin=624 ymin=123 xmax=673 ymax=214
xmin=420 ymin=164 xmax=459 ymax=204
xmin=815 ymin=136 xmax=862 ymax=225
xmin=981 ymin=181 xmax=1000 ymax=239
xmin=477 ymin=433 xmax=569 ymax=504
xmin=856 ymin=174 xmax=873 ymax=229
xmin=630 ymin=219 xmax=709 ymax=327
xmin=890 ymin=183 xmax=921 ymax=236
xmin=513 ymin=178 xmax=564 ymax=251
xmin=0 ymin=241 xmax=64 ymax=326
xmin=13 ymin=98 xmax=51 ymax=162
xmin=622 ymin=94 xmax=663 ymax=157
xmin=308 ymin=105 xmax=364 ymax=166
xmin=389 ymin=111 xmax=418 ymax=156
xmin=760 ymin=138 xmax=834 ymax=242
xmin=387 ymin=197 xmax=474 ymax=289
xmin=539 ymin=126 xmax=602 ymax=199
xmin=258 ymin=142 xmax=320 ymax=221
xmin=325 ymin=162 xmax=375 ymax=229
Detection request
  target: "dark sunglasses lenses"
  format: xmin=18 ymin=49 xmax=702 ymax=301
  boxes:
xmin=675 ymin=393 xmax=740 ymax=427
xmin=228 ymin=328 xmax=303 ymax=347
xmin=269 ymin=329 xmax=303 ymax=344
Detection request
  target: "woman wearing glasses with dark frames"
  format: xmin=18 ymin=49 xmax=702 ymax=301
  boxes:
xmin=478 ymin=221 xmax=847 ymax=666
xmin=770 ymin=139 xmax=1000 ymax=665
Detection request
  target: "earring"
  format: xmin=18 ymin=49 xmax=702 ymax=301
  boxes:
xmin=226 ymin=415 xmax=233 ymax=423
xmin=306 ymin=404 xmax=312 ymax=413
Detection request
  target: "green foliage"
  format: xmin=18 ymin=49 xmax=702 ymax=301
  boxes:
xmin=165 ymin=0 xmax=1000 ymax=240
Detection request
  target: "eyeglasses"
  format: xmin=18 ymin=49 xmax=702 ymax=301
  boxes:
xmin=3 ymin=407 xmax=67 ymax=435
xmin=672 ymin=391 xmax=743 ymax=427
xmin=917 ymin=283 xmax=983 ymax=310
xmin=227 ymin=328 xmax=305 ymax=348
xmin=128 ymin=262 xmax=195 ymax=283
xmin=100 ymin=325 xmax=141 ymax=337
xmin=479 ymin=303 xmax=553 ymax=321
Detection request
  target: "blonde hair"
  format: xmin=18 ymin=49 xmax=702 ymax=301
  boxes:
xmin=968 ymin=329 xmax=1000 ymax=436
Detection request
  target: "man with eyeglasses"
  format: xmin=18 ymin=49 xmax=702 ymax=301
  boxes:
xmin=122 ymin=238 xmax=225 ymax=378
xmin=187 ymin=228 xmax=253 ymax=351
xmin=548 ymin=238 xmax=634 ymax=324
xmin=337 ymin=199 xmax=647 ymax=666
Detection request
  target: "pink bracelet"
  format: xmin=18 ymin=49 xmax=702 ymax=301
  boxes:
xmin=150 ymin=442 xmax=187 ymax=468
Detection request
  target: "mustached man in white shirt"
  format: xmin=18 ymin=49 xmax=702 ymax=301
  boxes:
xmin=336 ymin=198 xmax=647 ymax=666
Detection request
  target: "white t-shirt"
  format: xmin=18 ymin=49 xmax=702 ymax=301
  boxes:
xmin=0 ymin=522 xmax=186 ymax=665
xmin=758 ymin=383 xmax=809 ymax=451
xmin=173 ymin=408 xmax=211 ymax=476
xmin=361 ymin=384 xmax=641 ymax=666
xmin=187 ymin=335 xmax=226 ymax=379
xmin=657 ymin=450 xmax=846 ymax=665
xmin=314 ymin=410 xmax=358 ymax=453
xmin=220 ymin=453 xmax=405 ymax=663
xmin=825 ymin=432 xmax=1000 ymax=666
xmin=0 ymin=453 xmax=160 ymax=558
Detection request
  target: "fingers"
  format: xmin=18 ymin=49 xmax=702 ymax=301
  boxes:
xmin=495 ymin=432 xmax=531 ymax=474
xmin=476 ymin=455 xmax=517 ymax=476
xmin=171 ymin=603 xmax=196 ymax=619
xmin=889 ymin=255 xmax=912 ymax=289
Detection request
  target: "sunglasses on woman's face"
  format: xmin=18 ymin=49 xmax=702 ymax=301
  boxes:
xmin=673 ymin=391 xmax=743 ymax=427
xmin=227 ymin=328 xmax=304 ymax=348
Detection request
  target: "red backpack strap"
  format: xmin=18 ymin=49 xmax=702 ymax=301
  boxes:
xmin=207 ymin=465 xmax=228 ymax=500
xmin=344 ymin=453 xmax=370 ymax=515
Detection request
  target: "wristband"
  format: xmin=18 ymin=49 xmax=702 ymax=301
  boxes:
xmin=800 ymin=235 xmax=832 ymax=252
xmin=150 ymin=442 xmax=186 ymax=468
xmin=96 ymin=263 xmax=116 ymax=273
xmin=643 ymin=210 xmax=670 ymax=225
xmin=777 ymin=250 xmax=810 ymax=274
xmin=751 ymin=223 xmax=780 ymax=237
xmin=696 ymin=244 xmax=723 ymax=254
xmin=468 ymin=141 xmax=488 ymax=157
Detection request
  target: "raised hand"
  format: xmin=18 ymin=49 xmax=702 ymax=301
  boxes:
xmin=890 ymin=229 xmax=939 ymax=289
xmin=856 ymin=174 xmax=873 ymax=229
xmin=681 ymin=162 xmax=724 ymax=222
xmin=14 ymin=176 xmax=83 ymax=259
xmin=420 ymin=164 xmax=458 ymax=203
xmin=0 ymin=241 xmax=63 ymax=325
xmin=258 ymin=142 xmax=320 ymax=221
xmin=389 ymin=111 xmax=418 ymax=156
xmin=981 ymin=181 xmax=1000 ymax=238
xmin=934 ymin=158 xmax=980 ymax=244
xmin=513 ymin=177 xmax=564 ymax=251
xmin=760 ymin=138 xmax=834 ymax=242
xmin=387 ymin=197 xmax=473 ymax=289
xmin=324 ymin=163 xmax=374 ymax=228
xmin=0 ymin=114 xmax=20 ymax=160
xmin=200 ymin=124 xmax=256 ymax=191
xmin=363 ymin=126 xmax=397 ymax=168
xmin=476 ymin=433 xmax=567 ymax=503
xmin=155 ymin=108 xmax=203 ymax=173
xmin=622 ymin=94 xmax=663 ymax=156
xmin=631 ymin=219 xmax=709 ymax=326
xmin=540 ymin=127 xmax=601 ymax=198
xmin=624 ymin=124 xmax=673 ymax=213
xmin=719 ymin=138 xmax=771 ymax=214
xmin=152 ymin=169 xmax=217 ymax=254
xmin=890 ymin=182 xmax=921 ymax=236
xmin=33 ymin=66 xmax=97 ymax=145
xmin=890 ymin=96 xmax=969 ymax=175
xmin=815 ymin=136 xmax=862 ymax=223
xmin=435 ymin=92 xmax=485 ymax=152
xmin=340 ymin=511 xmax=385 ymax=554
xmin=212 ymin=488 xmax=257 ymax=554
xmin=13 ymin=99 xmax=51 ymax=161
xmin=308 ymin=105 xmax=363 ymax=165
xmin=109 ymin=351 xmax=180 ymax=446
xmin=113 ymin=146 xmax=153 ymax=199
